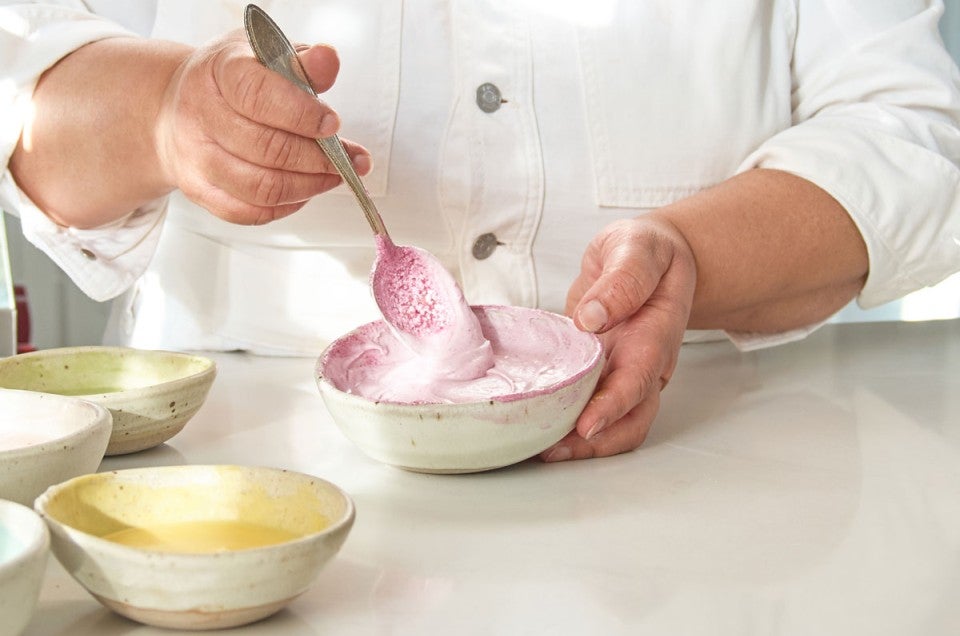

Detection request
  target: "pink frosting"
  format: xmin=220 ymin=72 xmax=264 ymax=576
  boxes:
xmin=319 ymin=306 xmax=602 ymax=404
xmin=370 ymin=236 xmax=495 ymax=383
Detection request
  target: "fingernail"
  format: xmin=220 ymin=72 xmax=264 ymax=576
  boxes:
xmin=543 ymin=446 xmax=572 ymax=463
xmin=352 ymin=153 xmax=372 ymax=174
xmin=585 ymin=418 xmax=608 ymax=440
xmin=319 ymin=113 xmax=339 ymax=137
xmin=578 ymin=299 xmax=608 ymax=333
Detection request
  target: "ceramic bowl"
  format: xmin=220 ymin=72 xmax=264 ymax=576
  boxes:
xmin=0 ymin=388 xmax=112 ymax=506
xmin=34 ymin=465 xmax=355 ymax=631
xmin=0 ymin=347 xmax=216 ymax=456
xmin=0 ymin=499 xmax=50 ymax=636
xmin=316 ymin=305 xmax=603 ymax=473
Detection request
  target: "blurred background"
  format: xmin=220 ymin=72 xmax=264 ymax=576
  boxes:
xmin=2 ymin=2 xmax=960 ymax=353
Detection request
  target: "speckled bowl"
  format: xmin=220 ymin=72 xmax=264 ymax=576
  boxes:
xmin=34 ymin=465 xmax=355 ymax=631
xmin=0 ymin=388 xmax=111 ymax=506
xmin=0 ymin=347 xmax=216 ymax=455
xmin=0 ymin=499 xmax=50 ymax=636
xmin=315 ymin=305 xmax=603 ymax=473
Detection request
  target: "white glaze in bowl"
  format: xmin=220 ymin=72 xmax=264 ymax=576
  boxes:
xmin=0 ymin=388 xmax=111 ymax=506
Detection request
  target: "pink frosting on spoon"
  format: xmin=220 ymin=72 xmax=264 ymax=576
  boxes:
xmin=370 ymin=235 xmax=494 ymax=383
xmin=350 ymin=238 xmax=600 ymax=404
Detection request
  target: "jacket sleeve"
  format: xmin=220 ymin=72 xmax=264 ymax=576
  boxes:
xmin=737 ymin=0 xmax=960 ymax=309
xmin=0 ymin=2 xmax=166 ymax=301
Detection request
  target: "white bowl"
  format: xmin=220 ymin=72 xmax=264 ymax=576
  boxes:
xmin=35 ymin=465 xmax=355 ymax=631
xmin=0 ymin=347 xmax=216 ymax=455
xmin=0 ymin=499 xmax=50 ymax=636
xmin=0 ymin=388 xmax=112 ymax=506
xmin=316 ymin=305 xmax=603 ymax=473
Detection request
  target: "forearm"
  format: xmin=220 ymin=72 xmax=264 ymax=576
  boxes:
xmin=658 ymin=168 xmax=868 ymax=333
xmin=9 ymin=37 xmax=191 ymax=228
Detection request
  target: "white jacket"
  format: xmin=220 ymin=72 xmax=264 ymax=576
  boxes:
xmin=2 ymin=0 xmax=960 ymax=354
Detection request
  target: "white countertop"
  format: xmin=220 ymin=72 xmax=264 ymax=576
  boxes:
xmin=23 ymin=319 xmax=960 ymax=636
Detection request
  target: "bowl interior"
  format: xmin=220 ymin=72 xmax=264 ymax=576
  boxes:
xmin=0 ymin=347 xmax=214 ymax=397
xmin=319 ymin=305 xmax=602 ymax=404
xmin=0 ymin=388 xmax=110 ymax=452
xmin=0 ymin=500 xmax=48 ymax=565
xmin=39 ymin=465 xmax=352 ymax=552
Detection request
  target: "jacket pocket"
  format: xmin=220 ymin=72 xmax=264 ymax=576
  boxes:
xmin=576 ymin=1 xmax=794 ymax=208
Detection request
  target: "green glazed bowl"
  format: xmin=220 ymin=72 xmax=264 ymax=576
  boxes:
xmin=0 ymin=347 xmax=216 ymax=456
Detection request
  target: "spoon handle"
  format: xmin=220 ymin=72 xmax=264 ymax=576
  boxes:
xmin=244 ymin=4 xmax=389 ymax=237
xmin=315 ymin=135 xmax=388 ymax=236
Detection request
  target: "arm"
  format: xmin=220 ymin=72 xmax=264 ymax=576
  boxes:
xmin=542 ymin=168 xmax=864 ymax=461
xmin=543 ymin=1 xmax=960 ymax=462
xmin=668 ymin=168 xmax=867 ymax=334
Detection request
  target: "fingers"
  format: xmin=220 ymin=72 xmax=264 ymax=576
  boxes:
xmin=545 ymin=216 xmax=698 ymax=463
xmin=207 ymin=111 xmax=370 ymax=175
xmin=215 ymin=35 xmax=340 ymax=139
xmin=541 ymin=391 xmax=660 ymax=462
xmin=157 ymin=32 xmax=373 ymax=225
xmin=200 ymin=143 xmax=344 ymax=209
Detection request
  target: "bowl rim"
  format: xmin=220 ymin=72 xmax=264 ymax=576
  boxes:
xmin=0 ymin=346 xmax=217 ymax=398
xmin=315 ymin=304 xmax=603 ymax=407
xmin=0 ymin=498 xmax=51 ymax=572
xmin=34 ymin=464 xmax=356 ymax=559
xmin=0 ymin=388 xmax=112 ymax=458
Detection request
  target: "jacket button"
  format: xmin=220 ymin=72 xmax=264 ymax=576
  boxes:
xmin=476 ymin=83 xmax=502 ymax=113
xmin=472 ymin=233 xmax=500 ymax=260
xmin=80 ymin=248 xmax=96 ymax=260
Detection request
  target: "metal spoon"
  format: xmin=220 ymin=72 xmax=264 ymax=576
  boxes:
xmin=244 ymin=3 xmax=387 ymax=236
xmin=243 ymin=4 xmax=478 ymax=340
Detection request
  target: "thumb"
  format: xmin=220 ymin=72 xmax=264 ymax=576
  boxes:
xmin=574 ymin=268 xmax=657 ymax=334
xmin=296 ymin=43 xmax=340 ymax=94
xmin=572 ymin=225 xmax=674 ymax=333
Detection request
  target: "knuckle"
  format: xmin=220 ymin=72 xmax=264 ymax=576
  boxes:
xmin=230 ymin=66 xmax=271 ymax=117
xmin=604 ymin=269 xmax=649 ymax=314
xmin=255 ymin=126 xmax=295 ymax=168
xmin=290 ymin=101 xmax=321 ymax=136
xmin=252 ymin=172 xmax=288 ymax=207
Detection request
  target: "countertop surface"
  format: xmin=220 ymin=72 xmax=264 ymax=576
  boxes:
xmin=22 ymin=318 xmax=960 ymax=636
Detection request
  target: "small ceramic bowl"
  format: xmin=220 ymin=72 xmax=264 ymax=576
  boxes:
xmin=34 ymin=465 xmax=355 ymax=631
xmin=316 ymin=305 xmax=603 ymax=473
xmin=0 ymin=499 xmax=50 ymax=636
xmin=0 ymin=388 xmax=112 ymax=506
xmin=0 ymin=347 xmax=216 ymax=455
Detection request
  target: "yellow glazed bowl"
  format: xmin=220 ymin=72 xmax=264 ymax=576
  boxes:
xmin=0 ymin=388 xmax=111 ymax=506
xmin=0 ymin=347 xmax=216 ymax=455
xmin=0 ymin=499 xmax=50 ymax=636
xmin=316 ymin=306 xmax=603 ymax=474
xmin=34 ymin=465 xmax=355 ymax=631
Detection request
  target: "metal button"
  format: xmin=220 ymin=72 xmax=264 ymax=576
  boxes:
xmin=476 ymin=83 xmax=502 ymax=113
xmin=80 ymin=248 xmax=96 ymax=261
xmin=472 ymin=233 xmax=500 ymax=260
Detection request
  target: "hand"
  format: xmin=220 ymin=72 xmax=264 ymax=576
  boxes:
xmin=155 ymin=31 xmax=371 ymax=225
xmin=540 ymin=214 xmax=696 ymax=462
